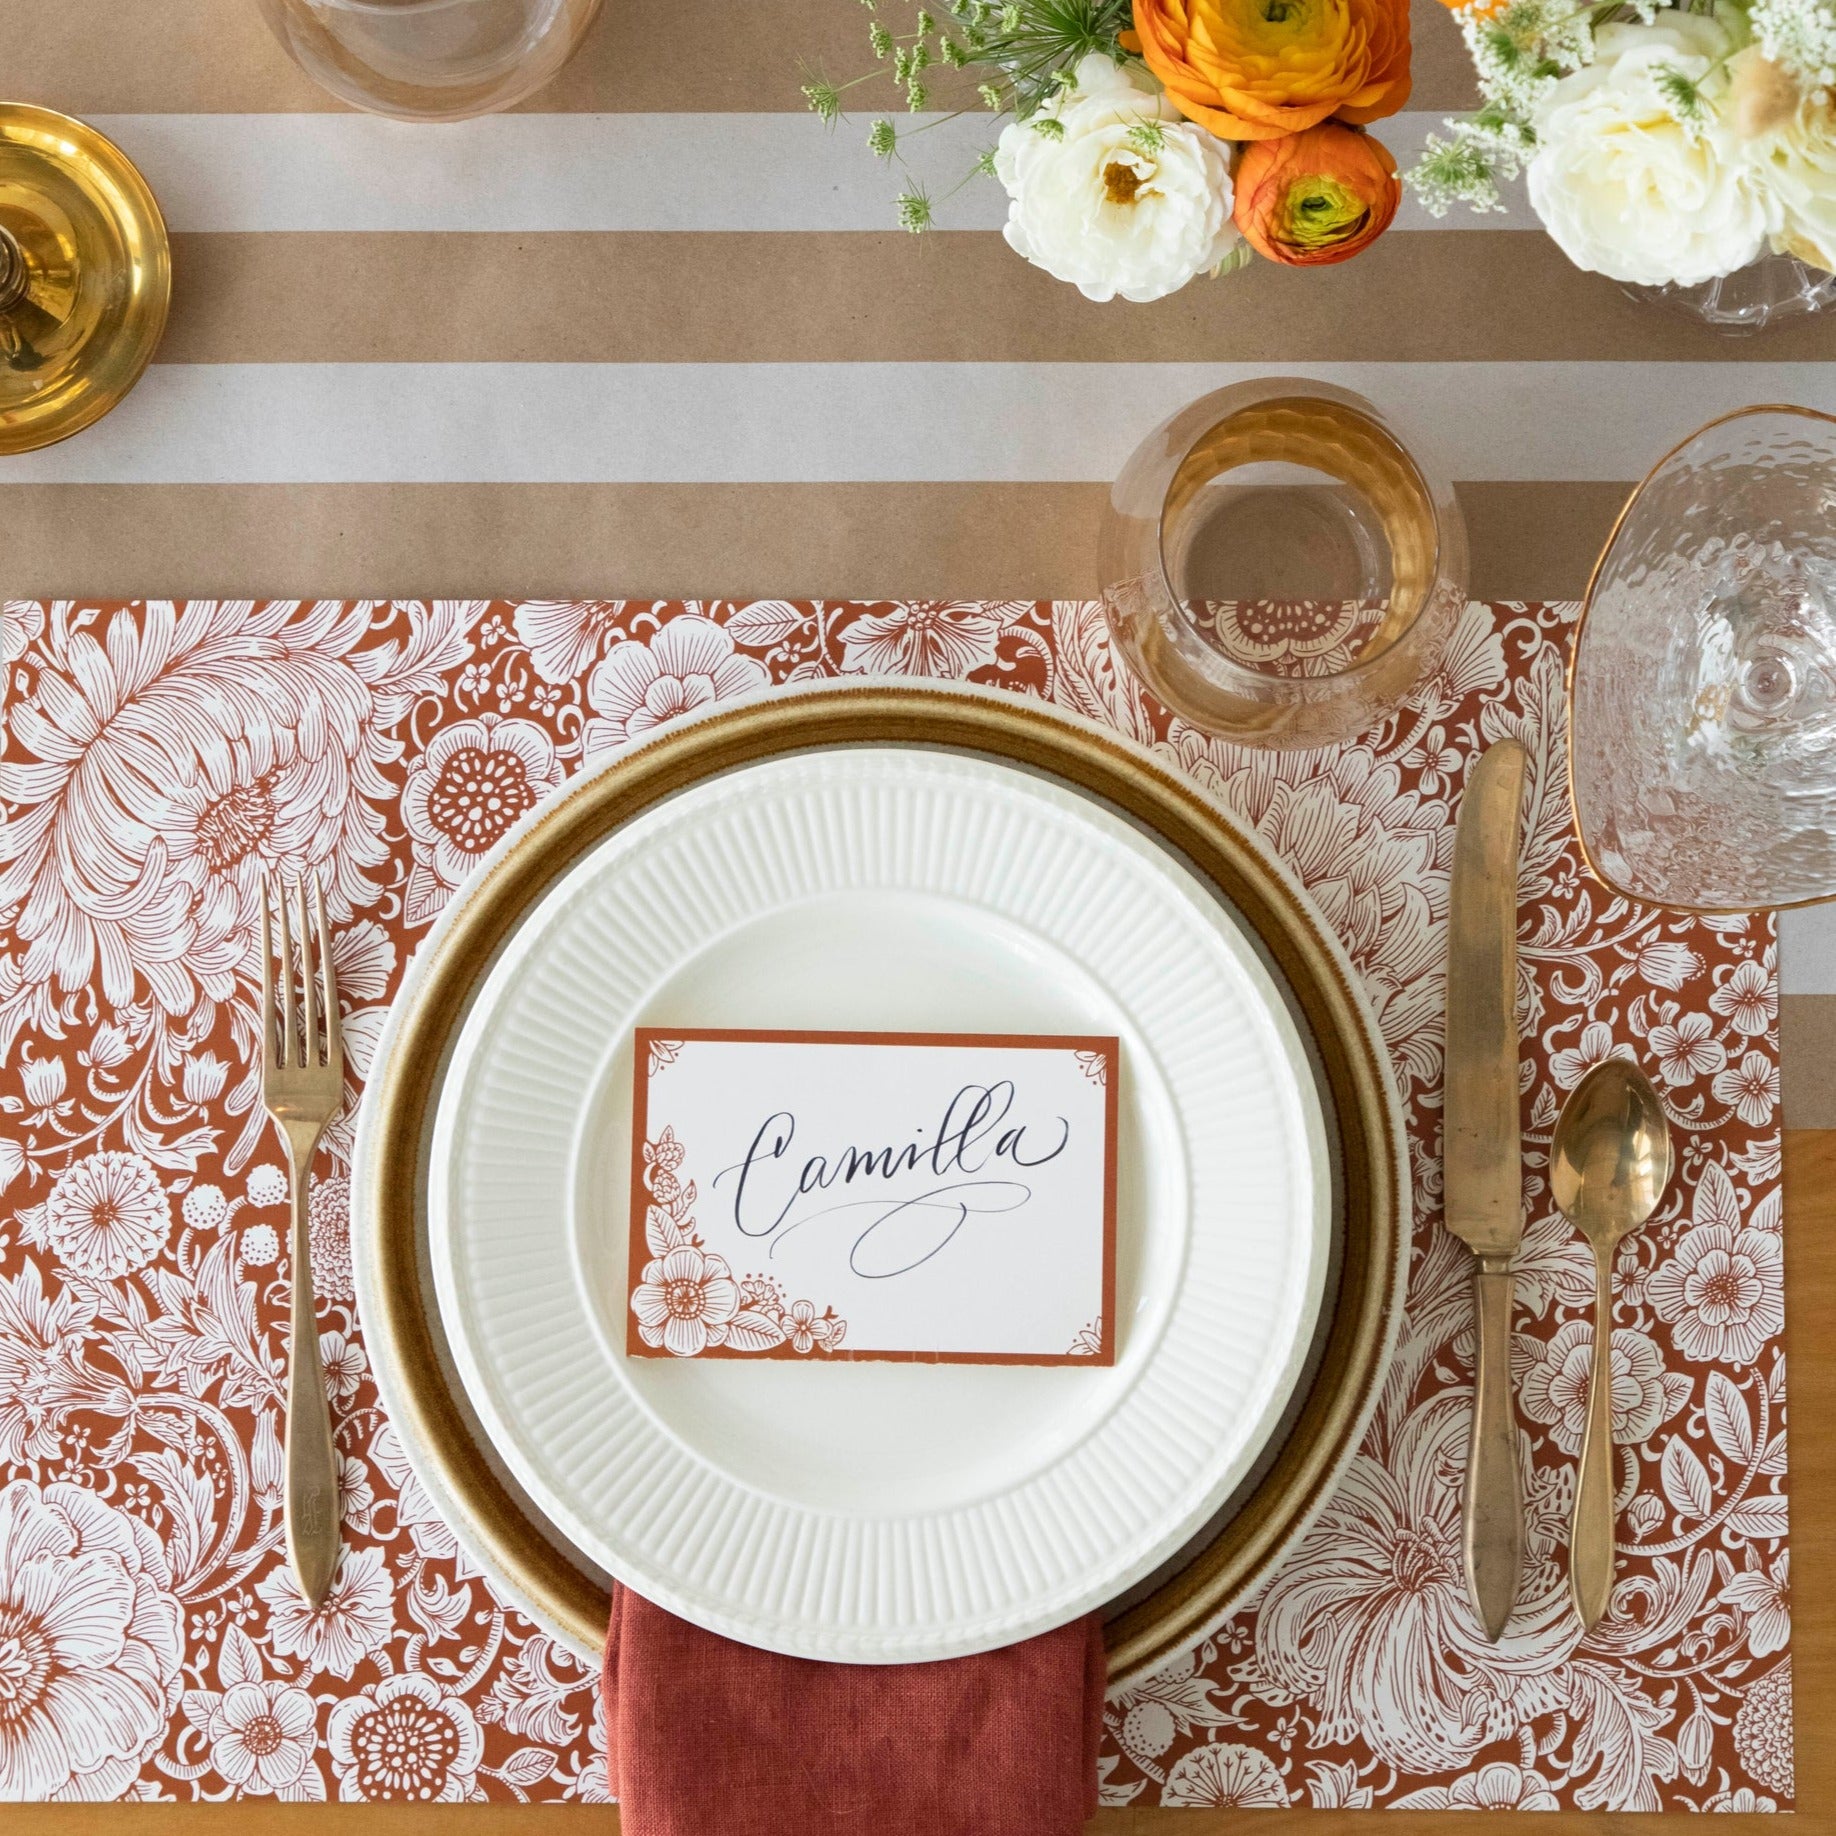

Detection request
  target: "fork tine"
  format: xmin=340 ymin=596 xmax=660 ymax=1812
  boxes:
xmin=314 ymin=876 xmax=341 ymax=1077
xmin=259 ymin=879 xmax=276 ymax=1068
xmin=276 ymin=876 xmax=298 ymax=1068
xmin=295 ymin=877 xmax=319 ymax=1067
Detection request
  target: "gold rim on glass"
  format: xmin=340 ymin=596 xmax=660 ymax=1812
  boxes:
xmin=1564 ymin=401 xmax=1836 ymax=915
xmin=0 ymin=104 xmax=171 ymax=456
xmin=1159 ymin=392 xmax=1443 ymax=685
xmin=354 ymin=685 xmax=1408 ymax=1684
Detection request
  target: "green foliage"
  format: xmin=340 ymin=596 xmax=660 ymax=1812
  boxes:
xmin=945 ymin=0 xmax=1136 ymax=118
xmin=803 ymin=0 xmax=1139 ymax=231
xmin=897 ymin=187 xmax=936 ymax=231
xmin=1652 ymin=59 xmax=1709 ymax=127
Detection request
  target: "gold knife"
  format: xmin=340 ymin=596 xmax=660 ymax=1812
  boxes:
xmin=1444 ymin=736 xmax=1527 ymax=1643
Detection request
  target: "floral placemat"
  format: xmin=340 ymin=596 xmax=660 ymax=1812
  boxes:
xmin=0 ymin=598 xmax=1790 ymax=1810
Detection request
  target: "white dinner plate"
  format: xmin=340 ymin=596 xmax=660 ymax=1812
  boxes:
xmin=425 ymin=744 xmax=1332 ymax=1662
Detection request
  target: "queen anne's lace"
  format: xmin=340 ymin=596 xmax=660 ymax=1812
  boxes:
xmin=1752 ymin=0 xmax=1836 ymax=96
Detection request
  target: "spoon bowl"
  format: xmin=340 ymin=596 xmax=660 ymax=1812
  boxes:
xmin=1550 ymin=1058 xmax=1673 ymax=1239
xmin=1550 ymin=1056 xmax=1673 ymax=1631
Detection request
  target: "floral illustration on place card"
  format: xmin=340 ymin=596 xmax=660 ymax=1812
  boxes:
xmin=0 ymin=597 xmax=1788 ymax=1806
xmin=631 ymin=1124 xmax=848 ymax=1360
xmin=625 ymin=1030 xmax=1118 ymax=1364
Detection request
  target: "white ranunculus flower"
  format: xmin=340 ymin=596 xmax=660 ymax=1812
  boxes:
xmin=1527 ymin=17 xmax=1770 ymax=286
xmin=993 ymin=54 xmax=1240 ymax=304
xmin=1748 ymin=95 xmax=1836 ymax=271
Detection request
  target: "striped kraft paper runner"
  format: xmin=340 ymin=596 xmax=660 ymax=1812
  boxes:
xmin=7 ymin=0 xmax=1836 ymax=1098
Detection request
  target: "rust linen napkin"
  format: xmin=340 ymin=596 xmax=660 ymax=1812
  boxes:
xmin=603 ymin=1582 xmax=1106 ymax=1835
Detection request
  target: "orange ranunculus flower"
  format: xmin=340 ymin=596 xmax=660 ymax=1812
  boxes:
xmin=1232 ymin=123 xmax=1401 ymax=264
xmin=1132 ymin=0 xmax=1411 ymax=141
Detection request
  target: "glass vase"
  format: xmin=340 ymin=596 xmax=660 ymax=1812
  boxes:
xmin=1622 ymin=249 xmax=1836 ymax=335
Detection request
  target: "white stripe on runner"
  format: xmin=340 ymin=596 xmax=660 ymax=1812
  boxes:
xmin=1781 ymin=908 xmax=1836 ymax=993
xmin=0 ymin=362 xmax=1824 ymax=484
xmin=94 ymin=113 xmax=1527 ymax=234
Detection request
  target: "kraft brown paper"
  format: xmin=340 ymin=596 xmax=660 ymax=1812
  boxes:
xmin=12 ymin=0 xmax=1481 ymax=117
xmin=0 ymin=482 xmax=1626 ymax=603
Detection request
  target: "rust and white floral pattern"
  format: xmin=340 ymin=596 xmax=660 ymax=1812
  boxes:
xmin=1203 ymin=596 xmax=1375 ymax=677
xmin=0 ymin=598 xmax=1789 ymax=1806
xmin=0 ymin=1479 xmax=183 ymax=1799
xmin=18 ymin=1150 xmax=171 ymax=1279
xmin=326 ymin=1671 xmax=485 ymax=1802
xmin=202 ymin=1674 xmax=320 ymax=1797
xmin=581 ymin=614 xmax=770 ymax=756
xmin=630 ymin=1245 xmax=742 ymax=1358
xmin=1517 ymin=1321 xmax=1692 ymax=1455
xmin=400 ymin=714 xmax=563 ymax=925
xmin=1161 ymin=1739 xmax=1293 ymax=1806
xmin=835 ymin=600 xmax=1027 ymax=679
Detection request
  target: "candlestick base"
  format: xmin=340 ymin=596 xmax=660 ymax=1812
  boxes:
xmin=0 ymin=105 xmax=170 ymax=456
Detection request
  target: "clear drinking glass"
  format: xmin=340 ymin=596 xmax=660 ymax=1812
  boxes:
xmin=1099 ymin=379 xmax=1468 ymax=750
xmin=1569 ymin=404 xmax=1836 ymax=910
xmin=254 ymin=0 xmax=603 ymax=121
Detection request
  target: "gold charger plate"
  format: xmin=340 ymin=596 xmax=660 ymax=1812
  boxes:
xmin=352 ymin=683 xmax=1408 ymax=1686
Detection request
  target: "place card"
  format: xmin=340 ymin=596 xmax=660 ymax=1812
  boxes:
xmin=626 ymin=1028 xmax=1118 ymax=1364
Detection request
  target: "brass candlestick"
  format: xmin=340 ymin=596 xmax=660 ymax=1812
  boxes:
xmin=0 ymin=105 xmax=171 ymax=456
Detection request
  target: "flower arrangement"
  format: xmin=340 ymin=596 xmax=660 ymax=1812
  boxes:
xmin=803 ymin=0 xmax=1413 ymax=302
xmin=1412 ymin=0 xmax=1836 ymax=288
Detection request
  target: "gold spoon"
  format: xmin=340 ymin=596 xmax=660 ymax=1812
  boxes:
xmin=1550 ymin=1058 xmax=1674 ymax=1631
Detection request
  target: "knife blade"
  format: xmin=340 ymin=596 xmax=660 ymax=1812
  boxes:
xmin=1444 ymin=735 xmax=1527 ymax=1643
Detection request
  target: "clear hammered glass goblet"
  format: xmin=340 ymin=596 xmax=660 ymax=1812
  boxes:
xmin=1569 ymin=403 xmax=1836 ymax=910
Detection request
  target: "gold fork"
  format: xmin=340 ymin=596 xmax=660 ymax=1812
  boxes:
xmin=258 ymin=876 xmax=344 ymax=1607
